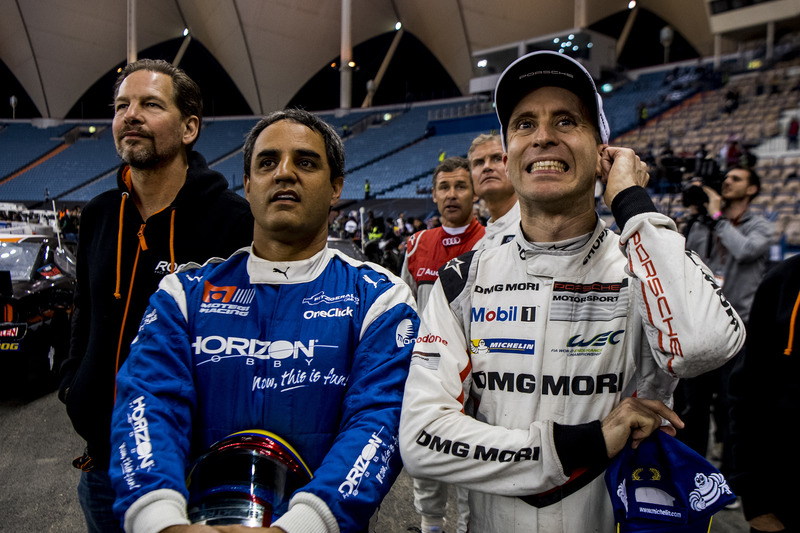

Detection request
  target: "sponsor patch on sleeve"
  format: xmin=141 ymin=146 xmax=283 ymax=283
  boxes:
xmin=410 ymin=351 xmax=441 ymax=370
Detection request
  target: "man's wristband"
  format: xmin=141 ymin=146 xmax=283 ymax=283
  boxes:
xmin=610 ymin=186 xmax=658 ymax=231
xmin=711 ymin=211 xmax=723 ymax=221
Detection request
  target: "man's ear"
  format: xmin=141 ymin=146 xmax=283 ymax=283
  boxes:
xmin=330 ymin=176 xmax=344 ymax=206
xmin=595 ymin=143 xmax=606 ymax=178
xmin=243 ymin=174 xmax=251 ymax=201
xmin=183 ymin=115 xmax=200 ymax=146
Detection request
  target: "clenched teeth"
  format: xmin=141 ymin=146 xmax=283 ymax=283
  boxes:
xmin=527 ymin=160 xmax=568 ymax=173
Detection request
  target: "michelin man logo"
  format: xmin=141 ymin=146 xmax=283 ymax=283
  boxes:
xmin=470 ymin=339 xmax=490 ymax=355
xmin=689 ymin=472 xmax=732 ymax=511
xmin=617 ymin=479 xmax=629 ymax=512
xmin=396 ymin=319 xmax=415 ymax=348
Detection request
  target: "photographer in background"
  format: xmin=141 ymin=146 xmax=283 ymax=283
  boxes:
xmin=678 ymin=166 xmax=773 ymax=492
xmin=680 ymin=179 xmax=710 ymax=238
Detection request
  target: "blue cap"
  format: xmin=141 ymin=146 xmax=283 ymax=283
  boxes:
xmin=605 ymin=431 xmax=736 ymax=532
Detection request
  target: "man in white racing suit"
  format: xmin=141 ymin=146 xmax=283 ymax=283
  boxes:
xmin=399 ymin=51 xmax=744 ymax=533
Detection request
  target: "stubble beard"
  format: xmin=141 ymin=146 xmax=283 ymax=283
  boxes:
xmin=117 ymin=138 xmax=181 ymax=169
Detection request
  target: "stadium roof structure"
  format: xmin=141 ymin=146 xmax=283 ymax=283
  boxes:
xmin=0 ymin=0 xmax=795 ymax=120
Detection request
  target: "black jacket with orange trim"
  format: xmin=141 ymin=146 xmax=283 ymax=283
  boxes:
xmin=58 ymin=151 xmax=253 ymax=470
xmin=729 ymin=254 xmax=800 ymax=527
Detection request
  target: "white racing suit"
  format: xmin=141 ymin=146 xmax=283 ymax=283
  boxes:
xmin=473 ymin=201 xmax=520 ymax=250
xmin=399 ymin=192 xmax=744 ymax=532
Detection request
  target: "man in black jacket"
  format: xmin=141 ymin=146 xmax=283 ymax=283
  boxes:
xmin=729 ymin=255 xmax=800 ymax=533
xmin=58 ymin=59 xmax=253 ymax=533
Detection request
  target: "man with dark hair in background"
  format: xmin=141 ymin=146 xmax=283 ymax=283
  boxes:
xmin=679 ymin=165 xmax=773 ymax=490
xmin=467 ymin=133 xmax=519 ymax=249
xmin=401 ymin=156 xmax=484 ymax=533
xmin=58 ymin=58 xmax=254 ymax=532
xmin=108 ymin=108 xmax=418 ymax=533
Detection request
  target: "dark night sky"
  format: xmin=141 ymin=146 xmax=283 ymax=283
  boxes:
xmin=590 ymin=8 xmax=699 ymax=70
xmin=288 ymin=31 xmax=462 ymax=111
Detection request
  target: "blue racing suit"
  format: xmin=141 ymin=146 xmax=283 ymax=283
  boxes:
xmin=109 ymin=246 xmax=419 ymax=533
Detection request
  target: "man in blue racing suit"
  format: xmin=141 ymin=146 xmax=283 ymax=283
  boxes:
xmin=109 ymin=109 xmax=419 ymax=533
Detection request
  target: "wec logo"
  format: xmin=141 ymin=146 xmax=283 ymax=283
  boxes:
xmin=567 ymin=330 xmax=624 ymax=347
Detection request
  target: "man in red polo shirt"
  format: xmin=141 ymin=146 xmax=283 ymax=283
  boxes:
xmin=402 ymin=156 xmax=485 ymax=312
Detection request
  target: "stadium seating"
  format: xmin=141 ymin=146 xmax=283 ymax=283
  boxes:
xmin=2 ymin=51 xmax=800 ymax=256
xmin=0 ymin=123 xmax=71 ymax=179
xmin=1 ymin=127 xmax=117 ymax=203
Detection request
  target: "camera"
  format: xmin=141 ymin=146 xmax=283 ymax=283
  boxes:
xmin=682 ymin=184 xmax=709 ymax=210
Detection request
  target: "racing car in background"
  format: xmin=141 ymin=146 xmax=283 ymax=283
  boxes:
xmin=0 ymin=234 xmax=76 ymax=398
